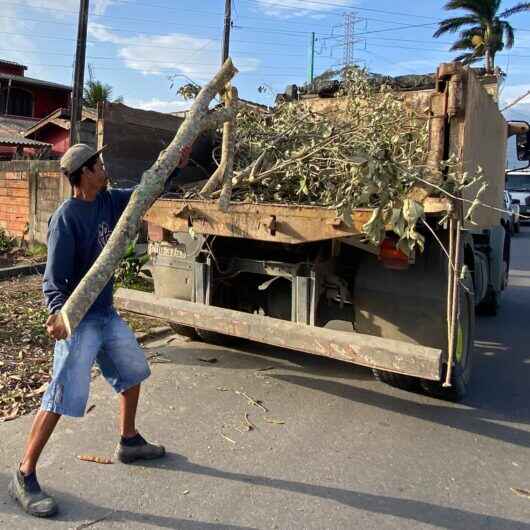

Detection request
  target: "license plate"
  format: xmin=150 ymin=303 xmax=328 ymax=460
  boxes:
xmin=148 ymin=241 xmax=186 ymax=259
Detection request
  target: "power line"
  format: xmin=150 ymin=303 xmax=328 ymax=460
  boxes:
xmin=240 ymin=0 xmax=438 ymax=20
xmin=0 ymin=14 xmax=324 ymax=37
xmin=0 ymin=1 xmax=450 ymax=35
xmin=7 ymin=27 xmax=530 ymax=52
xmin=0 ymin=61 xmax=308 ymax=77
xmin=0 ymin=45 xmax=309 ymax=60
xmin=0 ymin=30 xmax=311 ymax=50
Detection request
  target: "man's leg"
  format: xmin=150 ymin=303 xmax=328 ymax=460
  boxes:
xmin=10 ymin=318 xmax=102 ymax=517
xmin=120 ymin=383 xmax=140 ymax=438
xmin=9 ymin=410 xmax=61 ymax=517
xmin=20 ymin=410 xmax=61 ymax=475
xmin=114 ymin=382 xmax=164 ymax=463
xmin=98 ymin=311 xmax=164 ymax=463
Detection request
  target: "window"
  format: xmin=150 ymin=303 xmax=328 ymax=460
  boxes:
xmin=1 ymin=87 xmax=33 ymax=117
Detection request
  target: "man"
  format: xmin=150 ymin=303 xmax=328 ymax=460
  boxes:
xmin=9 ymin=143 xmax=191 ymax=517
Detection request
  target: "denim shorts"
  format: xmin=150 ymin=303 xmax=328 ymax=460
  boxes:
xmin=41 ymin=308 xmax=151 ymax=417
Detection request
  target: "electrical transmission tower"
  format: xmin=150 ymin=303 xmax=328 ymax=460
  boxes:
xmin=343 ymin=12 xmax=357 ymax=67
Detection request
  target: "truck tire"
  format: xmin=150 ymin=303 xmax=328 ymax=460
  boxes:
xmin=477 ymin=226 xmax=510 ymax=315
xmin=419 ymin=270 xmax=475 ymax=401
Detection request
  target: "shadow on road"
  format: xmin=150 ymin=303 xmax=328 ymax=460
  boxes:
xmin=73 ymin=454 xmax=530 ymax=530
xmin=271 ymin=373 xmax=530 ymax=449
xmin=2 ymin=458 xmax=528 ymax=530
xmin=157 ymin=335 xmax=530 ymax=449
xmin=0 ymin=472 xmax=257 ymax=530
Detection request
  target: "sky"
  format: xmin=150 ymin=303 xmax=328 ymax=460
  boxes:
xmin=2 ymin=0 xmax=530 ymax=126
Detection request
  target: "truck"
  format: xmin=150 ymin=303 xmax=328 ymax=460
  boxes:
xmin=113 ymin=62 xmax=530 ymax=401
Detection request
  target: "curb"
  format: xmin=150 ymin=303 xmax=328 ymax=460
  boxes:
xmin=0 ymin=262 xmax=46 ymax=281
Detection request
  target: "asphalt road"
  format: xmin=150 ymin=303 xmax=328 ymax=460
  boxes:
xmin=1 ymin=230 xmax=529 ymax=529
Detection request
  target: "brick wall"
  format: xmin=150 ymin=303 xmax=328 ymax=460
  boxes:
xmin=0 ymin=162 xmax=31 ymax=238
xmin=0 ymin=160 xmax=67 ymax=242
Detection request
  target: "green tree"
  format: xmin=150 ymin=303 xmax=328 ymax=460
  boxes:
xmin=83 ymin=65 xmax=123 ymax=108
xmin=434 ymin=0 xmax=530 ymax=71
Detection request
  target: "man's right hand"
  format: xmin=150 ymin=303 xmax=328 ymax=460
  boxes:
xmin=46 ymin=313 xmax=68 ymax=341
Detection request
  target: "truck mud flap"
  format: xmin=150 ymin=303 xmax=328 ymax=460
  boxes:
xmin=115 ymin=288 xmax=443 ymax=381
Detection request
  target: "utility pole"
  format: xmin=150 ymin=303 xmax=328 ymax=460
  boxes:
xmin=221 ymin=0 xmax=232 ymax=64
xmin=70 ymin=0 xmax=90 ymax=146
xmin=308 ymin=32 xmax=315 ymax=84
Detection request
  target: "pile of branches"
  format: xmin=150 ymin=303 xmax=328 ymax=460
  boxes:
xmin=191 ymin=68 xmax=478 ymax=254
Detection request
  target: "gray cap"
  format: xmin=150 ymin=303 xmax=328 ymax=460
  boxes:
xmin=60 ymin=143 xmax=106 ymax=175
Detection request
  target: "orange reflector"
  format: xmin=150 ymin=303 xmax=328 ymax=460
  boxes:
xmin=379 ymin=239 xmax=410 ymax=270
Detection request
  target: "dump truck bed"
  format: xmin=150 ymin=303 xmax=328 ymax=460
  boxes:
xmin=143 ymin=64 xmax=506 ymax=243
xmin=145 ymin=197 xmax=451 ymax=245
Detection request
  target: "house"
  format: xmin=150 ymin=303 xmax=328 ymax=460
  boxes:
xmin=23 ymin=107 xmax=97 ymax=157
xmin=0 ymin=59 xmax=71 ymax=159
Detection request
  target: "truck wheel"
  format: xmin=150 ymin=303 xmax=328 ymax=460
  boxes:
xmin=477 ymin=226 xmax=510 ymax=315
xmin=477 ymin=287 xmax=500 ymax=316
xmin=419 ymin=270 xmax=475 ymax=401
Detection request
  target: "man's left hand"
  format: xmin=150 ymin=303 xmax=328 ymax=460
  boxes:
xmin=46 ymin=313 xmax=68 ymax=341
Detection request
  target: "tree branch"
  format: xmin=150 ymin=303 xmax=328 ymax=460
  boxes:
xmin=218 ymin=86 xmax=238 ymax=211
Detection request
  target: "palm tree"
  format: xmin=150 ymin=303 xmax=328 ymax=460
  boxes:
xmin=83 ymin=65 xmax=123 ymax=108
xmin=434 ymin=0 xmax=530 ymax=72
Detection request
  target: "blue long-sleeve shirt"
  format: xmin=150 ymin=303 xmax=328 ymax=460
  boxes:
xmin=43 ymin=188 xmax=134 ymax=315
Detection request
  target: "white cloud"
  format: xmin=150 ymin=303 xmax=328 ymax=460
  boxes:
xmin=255 ymin=0 xmax=354 ymax=18
xmin=88 ymin=23 xmax=260 ymax=81
xmin=92 ymin=0 xmax=115 ymax=16
xmin=125 ymin=98 xmax=191 ymax=114
xmin=23 ymin=0 xmax=114 ymax=16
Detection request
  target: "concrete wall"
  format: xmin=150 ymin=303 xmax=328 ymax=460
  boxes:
xmin=0 ymin=160 xmax=68 ymax=242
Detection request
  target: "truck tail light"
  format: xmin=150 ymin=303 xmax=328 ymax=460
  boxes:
xmin=379 ymin=239 xmax=410 ymax=270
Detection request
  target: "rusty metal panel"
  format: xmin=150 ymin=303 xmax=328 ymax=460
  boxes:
xmin=449 ymin=69 xmax=506 ymax=229
xmin=145 ymin=198 xmax=450 ymax=245
xmin=115 ymin=288 xmax=443 ymax=380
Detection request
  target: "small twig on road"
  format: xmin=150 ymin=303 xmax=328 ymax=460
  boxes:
xmin=77 ymin=455 xmax=113 ymax=465
xmin=235 ymin=390 xmax=268 ymax=412
xmin=220 ymin=432 xmax=236 ymax=444
xmin=264 ymin=417 xmax=285 ymax=425
xmin=511 ymin=487 xmax=530 ymax=499
xmin=73 ymin=510 xmax=116 ymax=529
